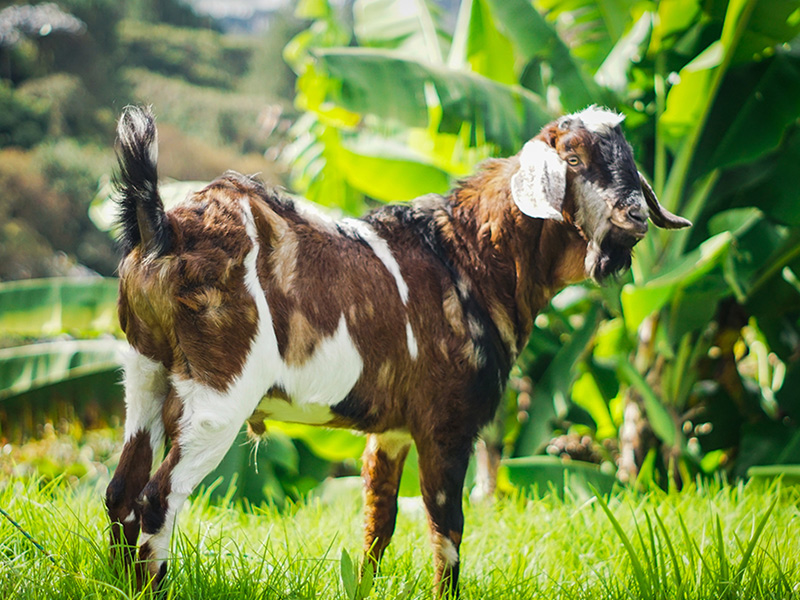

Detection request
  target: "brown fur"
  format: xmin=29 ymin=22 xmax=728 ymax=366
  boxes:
xmin=362 ymin=437 xmax=411 ymax=563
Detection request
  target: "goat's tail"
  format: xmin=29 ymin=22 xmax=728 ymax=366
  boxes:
xmin=115 ymin=106 xmax=171 ymax=257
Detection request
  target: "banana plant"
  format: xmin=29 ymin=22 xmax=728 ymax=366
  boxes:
xmin=572 ymin=0 xmax=800 ymax=485
xmin=282 ymin=0 xmax=800 ymax=488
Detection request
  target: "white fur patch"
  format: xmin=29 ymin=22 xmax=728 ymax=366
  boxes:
xmin=342 ymin=218 xmax=409 ymax=304
xmin=406 ymin=321 xmax=418 ymax=360
xmin=437 ymin=535 xmax=459 ymax=566
xmin=436 ymin=491 xmax=447 ymax=507
xmin=123 ymin=510 xmax=136 ymax=524
xmin=571 ymin=105 xmax=625 ymax=134
xmin=280 ymin=314 xmax=364 ymax=407
xmin=121 ymin=348 xmax=168 ymax=454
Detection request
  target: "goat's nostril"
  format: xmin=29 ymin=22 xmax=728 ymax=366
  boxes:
xmin=627 ymin=206 xmax=646 ymax=224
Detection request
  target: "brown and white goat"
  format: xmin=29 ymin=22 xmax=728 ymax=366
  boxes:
xmin=105 ymin=105 xmax=689 ymax=596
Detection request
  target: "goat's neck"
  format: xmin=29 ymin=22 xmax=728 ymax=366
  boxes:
xmin=447 ymin=158 xmax=588 ymax=350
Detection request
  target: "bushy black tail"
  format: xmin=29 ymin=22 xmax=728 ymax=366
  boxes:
xmin=115 ymin=106 xmax=171 ymax=257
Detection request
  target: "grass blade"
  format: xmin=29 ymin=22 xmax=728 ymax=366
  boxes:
xmin=591 ymin=487 xmax=652 ymax=597
xmin=654 ymin=510 xmax=683 ymax=592
xmin=736 ymin=495 xmax=777 ymax=579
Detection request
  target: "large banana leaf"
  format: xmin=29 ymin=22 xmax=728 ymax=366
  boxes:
xmin=533 ymin=0 xmax=638 ymax=73
xmin=695 ymin=51 xmax=800 ymax=177
xmin=0 ymin=278 xmax=121 ymax=338
xmin=353 ymin=0 xmax=448 ymax=63
xmin=484 ymin=0 xmax=605 ymax=110
xmin=449 ymin=0 xmax=516 ymax=85
xmin=0 ymin=339 xmax=125 ymax=401
xmin=659 ymin=0 xmax=800 ymax=216
xmin=621 ymin=232 xmax=734 ymax=336
xmin=312 ymin=48 xmax=552 ymax=154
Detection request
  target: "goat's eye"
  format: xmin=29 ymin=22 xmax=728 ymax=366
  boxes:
xmin=566 ymin=155 xmax=581 ymax=166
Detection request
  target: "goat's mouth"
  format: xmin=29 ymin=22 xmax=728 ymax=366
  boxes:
xmin=610 ymin=217 xmax=648 ymax=240
xmin=589 ymin=228 xmax=639 ymax=282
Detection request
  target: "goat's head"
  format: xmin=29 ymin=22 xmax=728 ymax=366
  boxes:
xmin=511 ymin=106 xmax=691 ymax=281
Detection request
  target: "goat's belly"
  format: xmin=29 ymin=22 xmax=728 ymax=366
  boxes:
xmin=253 ymin=395 xmax=336 ymax=425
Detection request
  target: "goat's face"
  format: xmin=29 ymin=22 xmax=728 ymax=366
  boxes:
xmin=511 ymin=106 xmax=690 ymax=281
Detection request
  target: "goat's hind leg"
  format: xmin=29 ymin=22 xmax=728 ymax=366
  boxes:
xmin=135 ymin=382 xmax=254 ymax=587
xmin=362 ymin=432 xmax=412 ymax=569
xmin=106 ymin=351 xmax=169 ymax=567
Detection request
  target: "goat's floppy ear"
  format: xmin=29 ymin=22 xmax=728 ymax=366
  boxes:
xmin=639 ymin=173 xmax=692 ymax=229
xmin=511 ymin=139 xmax=566 ymax=221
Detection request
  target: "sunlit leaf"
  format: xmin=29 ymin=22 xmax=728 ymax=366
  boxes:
xmin=621 ymin=233 xmax=733 ymax=335
xmin=337 ymin=134 xmax=450 ymax=201
xmin=353 ymin=0 xmax=448 ymax=63
xmin=484 ymin=0 xmax=602 ymax=110
xmin=533 ymin=0 xmax=638 ymax=72
xmin=312 ymin=47 xmax=552 ymax=154
xmin=571 ymin=371 xmax=617 ymax=439
xmin=0 ymin=339 xmax=124 ymax=401
xmin=266 ymin=421 xmax=366 ymax=462
xmin=0 ymin=278 xmax=120 ymax=338
xmin=449 ymin=0 xmax=516 ymax=85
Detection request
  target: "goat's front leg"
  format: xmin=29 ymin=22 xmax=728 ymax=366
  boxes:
xmin=106 ymin=352 xmax=168 ymax=567
xmin=362 ymin=432 xmax=412 ymax=568
xmin=416 ymin=434 xmax=472 ymax=598
xmin=135 ymin=387 xmax=247 ymax=587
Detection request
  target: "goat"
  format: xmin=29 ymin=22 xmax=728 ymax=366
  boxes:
xmin=105 ymin=105 xmax=689 ymax=596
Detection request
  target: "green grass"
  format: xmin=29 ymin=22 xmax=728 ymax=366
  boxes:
xmin=0 ymin=475 xmax=798 ymax=599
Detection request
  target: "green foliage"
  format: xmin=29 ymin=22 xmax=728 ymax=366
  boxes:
xmin=30 ymin=140 xmax=117 ymax=275
xmin=503 ymin=456 xmax=618 ymax=500
xmin=124 ymin=68 xmax=280 ymax=153
xmin=0 ymin=146 xmax=114 ymax=280
xmin=340 ymin=548 xmax=374 ymax=600
xmin=118 ymin=19 xmax=252 ymax=89
xmin=124 ymin=0 xmax=219 ymax=29
xmin=0 ymin=82 xmax=48 ymax=148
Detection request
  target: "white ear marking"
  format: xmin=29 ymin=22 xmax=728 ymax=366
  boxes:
xmin=510 ymin=139 xmax=566 ymax=221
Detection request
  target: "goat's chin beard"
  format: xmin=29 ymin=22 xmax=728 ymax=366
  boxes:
xmin=586 ymin=231 xmax=636 ymax=283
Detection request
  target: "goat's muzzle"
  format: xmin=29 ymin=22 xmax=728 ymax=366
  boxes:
xmin=610 ymin=205 xmax=648 ymax=240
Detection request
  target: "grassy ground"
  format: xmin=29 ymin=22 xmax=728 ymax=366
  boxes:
xmin=0 ymin=474 xmax=798 ymax=599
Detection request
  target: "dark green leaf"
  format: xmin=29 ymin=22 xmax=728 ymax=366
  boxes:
xmin=694 ymin=51 xmax=800 ymax=175
xmin=483 ymin=0 xmax=602 ymax=110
